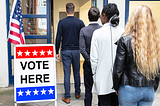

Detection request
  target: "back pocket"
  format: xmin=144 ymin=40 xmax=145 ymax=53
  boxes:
xmin=147 ymin=88 xmax=155 ymax=102
xmin=119 ymin=86 xmax=136 ymax=104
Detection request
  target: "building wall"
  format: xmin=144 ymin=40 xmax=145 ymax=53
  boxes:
xmin=129 ymin=1 xmax=160 ymax=29
xmin=0 ymin=0 xmax=9 ymax=87
xmin=80 ymin=1 xmax=91 ymax=26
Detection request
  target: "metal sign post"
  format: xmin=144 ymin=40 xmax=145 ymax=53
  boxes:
xmin=14 ymin=44 xmax=57 ymax=106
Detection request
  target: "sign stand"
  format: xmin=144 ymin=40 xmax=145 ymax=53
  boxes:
xmin=14 ymin=44 xmax=57 ymax=106
xmin=15 ymin=103 xmax=17 ymax=106
xmin=55 ymin=101 xmax=57 ymax=106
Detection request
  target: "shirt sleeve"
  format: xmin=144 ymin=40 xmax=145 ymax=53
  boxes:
xmin=90 ymin=31 xmax=99 ymax=75
xmin=79 ymin=29 xmax=90 ymax=65
xmin=113 ymin=37 xmax=126 ymax=90
xmin=55 ymin=21 xmax=62 ymax=54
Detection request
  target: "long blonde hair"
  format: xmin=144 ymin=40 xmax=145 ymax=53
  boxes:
xmin=124 ymin=5 xmax=160 ymax=80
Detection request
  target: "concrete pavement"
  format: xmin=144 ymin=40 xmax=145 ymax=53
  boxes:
xmin=0 ymin=84 xmax=160 ymax=106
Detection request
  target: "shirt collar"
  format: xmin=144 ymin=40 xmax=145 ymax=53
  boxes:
xmin=103 ymin=23 xmax=111 ymax=27
xmin=89 ymin=21 xmax=98 ymax=25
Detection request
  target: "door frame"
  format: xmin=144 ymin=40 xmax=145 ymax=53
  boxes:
xmin=104 ymin=0 xmax=108 ymax=6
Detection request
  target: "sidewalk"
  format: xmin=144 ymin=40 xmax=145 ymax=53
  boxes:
xmin=0 ymin=84 xmax=160 ymax=106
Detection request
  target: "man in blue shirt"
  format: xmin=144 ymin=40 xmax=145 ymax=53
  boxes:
xmin=55 ymin=2 xmax=85 ymax=104
xmin=79 ymin=7 xmax=101 ymax=106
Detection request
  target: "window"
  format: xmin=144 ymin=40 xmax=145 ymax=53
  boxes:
xmin=9 ymin=0 xmax=47 ymax=14
xmin=129 ymin=1 xmax=160 ymax=28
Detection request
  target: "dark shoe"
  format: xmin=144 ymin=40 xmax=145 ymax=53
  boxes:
xmin=75 ymin=94 xmax=81 ymax=99
xmin=62 ymin=97 xmax=70 ymax=104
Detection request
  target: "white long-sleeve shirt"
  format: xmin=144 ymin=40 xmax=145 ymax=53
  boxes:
xmin=90 ymin=23 xmax=124 ymax=95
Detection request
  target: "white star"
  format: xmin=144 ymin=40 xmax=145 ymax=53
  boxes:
xmin=48 ymin=88 xmax=54 ymax=95
xmin=16 ymin=15 xmax=17 ymax=17
xmin=41 ymin=89 xmax=46 ymax=95
xmin=47 ymin=49 xmax=52 ymax=55
xmin=17 ymin=90 xmax=23 ymax=96
xmin=33 ymin=89 xmax=39 ymax=95
xmin=25 ymin=89 xmax=31 ymax=96
xmin=32 ymin=50 xmax=38 ymax=56
xmin=40 ymin=50 xmax=45 ymax=56
xmin=17 ymin=50 xmax=23 ymax=56
xmin=25 ymin=50 xmax=30 ymax=56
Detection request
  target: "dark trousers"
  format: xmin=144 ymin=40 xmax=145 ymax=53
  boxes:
xmin=83 ymin=61 xmax=93 ymax=106
xmin=98 ymin=92 xmax=119 ymax=106
xmin=61 ymin=50 xmax=81 ymax=98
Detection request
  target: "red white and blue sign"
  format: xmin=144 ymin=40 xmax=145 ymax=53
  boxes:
xmin=14 ymin=44 xmax=56 ymax=103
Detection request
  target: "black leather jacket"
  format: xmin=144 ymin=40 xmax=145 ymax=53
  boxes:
xmin=113 ymin=34 xmax=159 ymax=91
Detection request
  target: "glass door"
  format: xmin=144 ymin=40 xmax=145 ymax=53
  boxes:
xmin=6 ymin=0 xmax=51 ymax=85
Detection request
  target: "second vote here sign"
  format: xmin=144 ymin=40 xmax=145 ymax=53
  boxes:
xmin=14 ymin=44 xmax=56 ymax=103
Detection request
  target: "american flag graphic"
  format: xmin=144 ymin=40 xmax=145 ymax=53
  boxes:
xmin=8 ymin=0 xmax=25 ymax=44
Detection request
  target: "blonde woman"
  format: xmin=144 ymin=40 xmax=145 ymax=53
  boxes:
xmin=113 ymin=5 xmax=160 ymax=106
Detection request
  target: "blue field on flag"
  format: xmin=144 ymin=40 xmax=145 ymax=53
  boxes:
xmin=16 ymin=86 xmax=55 ymax=101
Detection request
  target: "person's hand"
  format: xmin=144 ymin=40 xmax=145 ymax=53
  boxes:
xmin=56 ymin=54 xmax=60 ymax=60
xmin=115 ymin=90 xmax=118 ymax=96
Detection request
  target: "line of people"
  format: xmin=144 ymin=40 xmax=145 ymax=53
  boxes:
xmin=55 ymin=2 xmax=160 ymax=106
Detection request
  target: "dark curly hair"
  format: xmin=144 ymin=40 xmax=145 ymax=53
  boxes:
xmin=102 ymin=3 xmax=119 ymax=27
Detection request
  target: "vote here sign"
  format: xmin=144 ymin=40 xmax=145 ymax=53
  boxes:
xmin=14 ymin=44 xmax=56 ymax=103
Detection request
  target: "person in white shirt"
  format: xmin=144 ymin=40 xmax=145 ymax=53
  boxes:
xmin=90 ymin=3 xmax=124 ymax=106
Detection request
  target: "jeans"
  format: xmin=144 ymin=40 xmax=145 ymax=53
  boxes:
xmin=118 ymin=85 xmax=155 ymax=106
xmin=61 ymin=50 xmax=81 ymax=98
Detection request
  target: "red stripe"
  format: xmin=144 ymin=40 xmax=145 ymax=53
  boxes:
xmin=10 ymin=31 xmax=19 ymax=37
xmin=16 ymin=46 xmax=54 ymax=58
xmin=8 ymin=38 xmax=20 ymax=44
xmin=19 ymin=33 xmax=25 ymax=44
xmin=11 ymin=22 xmax=19 ymax=29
